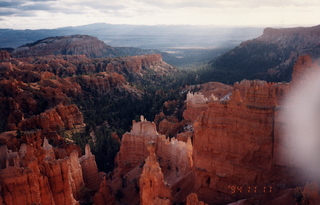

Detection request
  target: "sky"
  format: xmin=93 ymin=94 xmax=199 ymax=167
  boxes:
xmin=0 ymin=0 xmax=320 ymax=29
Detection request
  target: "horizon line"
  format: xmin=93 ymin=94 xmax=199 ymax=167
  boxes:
xmin=1 ymin=22 xmax=318 ymax=31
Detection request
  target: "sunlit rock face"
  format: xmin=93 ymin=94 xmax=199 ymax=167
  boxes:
xmin=187 ymin=80 xmax=293 ymax=204
xmin=0 ymin=128 xmax=110 ymax=205
xmin=109 ymin=116 xmax=193 ymax=204
xmin=139 ymin=141 xmax=171 ymax=205
xmin=0 ymin=132 xmax=84 ymax=205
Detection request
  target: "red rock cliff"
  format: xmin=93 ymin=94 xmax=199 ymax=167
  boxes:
xmin=185 ymin=80 xmax=294 ymax=204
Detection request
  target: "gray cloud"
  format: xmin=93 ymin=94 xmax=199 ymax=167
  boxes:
xmin=1 ymin=0 xmax=319 ymax=29
xmin=19 ymin=3 xmax=54 ymax=11
xmin=0 ymin=10 xmax=17 ymax=16
xmin=0 ymin=0 xmax=81 ymax=17
xmin=137 ymin=0 xmax=316 ymax=9
xmin=0 ymin=1 xmax=23 ymax=8
xmin=74 ymin=2 xmax=126 ymax=11
xmin=0 ymin=0 xmax=310 ymax=19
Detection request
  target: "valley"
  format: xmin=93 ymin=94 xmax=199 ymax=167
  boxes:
xmin=1 ymin=24 xmax=320 ymax=205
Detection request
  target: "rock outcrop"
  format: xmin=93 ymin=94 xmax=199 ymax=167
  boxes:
xmin=0 ymin=128 xmax=110 ymax=205
xmin=186 ymin=193 xmax=208 ymax=205
xmin=182 ymin=80 xmax=308 ymax=204
xmin=139 ymin=141 xmax=171 ymax=205
xmin=80 ymin=144 xmax=102 ymax=192
xmin=93 ymin=177 xmax=115 ymax=205
xmin=109 ymin=116 xmax=193 ymax=204
xmin=0 ymin=50 xmax=10 ymax=60
xmin=115 ymin=54 xmax=173 ymax=75
xmin=0 ymin=131 xmax=86 ymax=205
xmin=80 ymin=72 xmax=126 ymax=93
xmin=18 ymin=104 xmax=84 ymax=132
xmin=290 ymin=55 xmax=320 ymax=86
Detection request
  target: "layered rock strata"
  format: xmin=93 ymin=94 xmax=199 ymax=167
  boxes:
xmin=18 ymin=104 xmax=84 ymax=132
xmin=80 ymin=144 xmax=103 ymax=192
xmin=139 ymin=141 xmax=171 ymax=205
xmin=186 ymin=80 xmax=301 ymax=204
xmin=0 ymin=130 xmax=106 ymax=205
xmin=110 ymin=116 xmax=193 ymax=204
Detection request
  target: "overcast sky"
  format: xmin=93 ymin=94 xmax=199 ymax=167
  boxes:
xmin=1 ymin=0 xmax=319 ymax=29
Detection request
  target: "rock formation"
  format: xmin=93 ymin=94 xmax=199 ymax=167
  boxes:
xmin=186 ymin=80 xmax=294 ymax=204
xmin=18 ymin=104 xmax=84 ymax=132
xmin=80 ymin=144 xmax=102 ymax=192
xmin=186 ymin=193 xmax=208 ymax=205
xmin=0 ymin=127 xmax=111 ymax=205
xmin=290 ymin=55 xmax=320 ymax=86
xmin=0 ymin=53 xmax=173 ymax=134
xmin=139 ymin=141 xmax=171 ymax=205
xmin=80 ymin=72 xmax=126 ymax=93
xmin=93 ymin=177 xmax=115 ymax=205
xmin=109 ymin=116 xmax=193 ymax=204
xmin=0 ymin=50 xmax=10 ymax=60
xmin=0 ymin=131 xmax=84 ymax=205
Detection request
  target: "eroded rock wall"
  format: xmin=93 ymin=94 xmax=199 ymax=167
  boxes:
xmin=139 ymin=141 xmax=171 ymax=205
xmin=110 ymin=116 xmax=193 ymax=204
xmin=187 ymin=80 xmax=291 ymax=204
xmin=0 ymin=131 xmax=105 ymax=205
xmin=18 ymin=104 xmax=84 ymax=132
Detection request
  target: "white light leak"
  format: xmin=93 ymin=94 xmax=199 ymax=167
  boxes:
xmin=282 ymin=67 xmax=320 ymax=177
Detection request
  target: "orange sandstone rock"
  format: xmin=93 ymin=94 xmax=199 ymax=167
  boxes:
xmin=0 ymin=50 xmax=10 ymax=60
xmin=110 ymin=116 xmax=193 ymax=204
xmin=186 ymin=193 xmax=208 ymax=205
xmin=80 ymin=144 xmax=102 ymax=192
xmin=188 ymin=80 xmax=291 ymax=204
xmin=18 ymin=104 xmax=83 ymax=131
xmin=93 ymin=177 xmax=115 ymax=205
xmin=139 ymin=141 xmax=172 ymax=205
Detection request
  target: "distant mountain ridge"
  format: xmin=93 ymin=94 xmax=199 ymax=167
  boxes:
xmin=0 ymin=23 xmax=263 ymax=49
xmin=12 ymin=35 xmax=115 ymax=58
xmin=10 ymin=34 xmax=176 ymax=62
xmin=0 ymin=23 xmax=264 ymax=67
xmin=209 ymin=24 xmax=320 ymax=82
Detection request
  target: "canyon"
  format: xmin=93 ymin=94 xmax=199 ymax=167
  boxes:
xmin=107 ymin=54 xmax=320 ymax=204
xmin=1 ymin=27 xmax=320 ymax=204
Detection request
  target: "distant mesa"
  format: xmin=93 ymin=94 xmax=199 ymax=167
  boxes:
xmin=9 ymin=34 xmax=174 ymax=63
xmin=11 ymin=35 xmax=117 ymax=59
